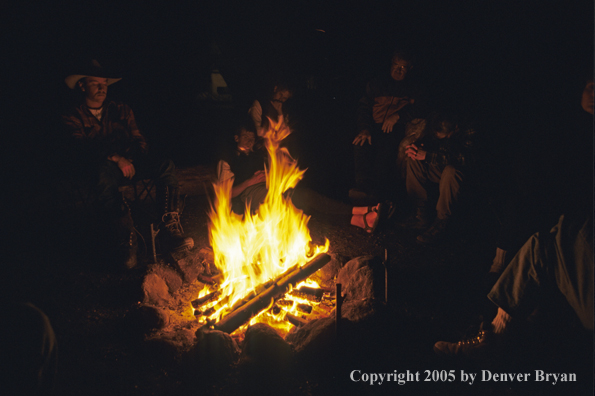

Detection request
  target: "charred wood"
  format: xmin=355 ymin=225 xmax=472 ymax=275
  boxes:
xmin=297 ymin=304 xmax=312 ymax=314
xmin=275 ymin=299 xmax=292 ymax=308
xmin=191 ymin=290 xmax=221 ymax=308
xmin=194 ymin=307 xmax=216 ymax=317
xmin=198 ymin=273 xmax=222 ymax=285
xmin=289 ymin=286 xmax=323 ymax=302
xmin=214 ymin=253 xmax=331 ymax=334
xmin=285 ymin=312 xmax=308 ymax=327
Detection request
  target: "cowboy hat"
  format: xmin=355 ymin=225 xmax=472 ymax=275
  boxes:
xmin=64 ymin=59 xmax=122 ymax=89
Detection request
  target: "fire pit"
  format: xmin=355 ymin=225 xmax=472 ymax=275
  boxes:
xmin=194 ymin=253 xmax=331 ymax=334
xmin=193 ymin=119 xmax=334 ymax=338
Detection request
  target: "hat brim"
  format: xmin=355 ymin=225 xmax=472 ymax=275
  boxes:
xmin=65 ymin=75 xmax=122 ymax=89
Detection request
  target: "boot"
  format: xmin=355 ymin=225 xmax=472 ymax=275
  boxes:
xmin=159 ymin=186 xmax=194 ymax=253
xmin=113 ymin=208 xmax=137 ymax=269
xmin=433 ymin=322 xmax=501 ymax=360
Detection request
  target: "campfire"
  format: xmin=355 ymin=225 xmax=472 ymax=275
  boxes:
xmin=193 ymin=119 xmax=332 ymax=337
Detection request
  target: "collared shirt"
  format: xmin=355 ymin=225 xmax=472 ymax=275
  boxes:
xmin=62 ymin=99 xmax=148 ymax=161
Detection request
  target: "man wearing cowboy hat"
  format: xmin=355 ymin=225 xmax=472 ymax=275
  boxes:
xmin=62 ymin=60 xmax=193 ymax=268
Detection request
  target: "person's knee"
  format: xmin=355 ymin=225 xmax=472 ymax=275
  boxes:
xmin=406 ymin=157 xmax=424 ymax=175
xmin=441 ymin=165 xmax=456 ymax=178
xmin=440 ymin=165 xmax=463 ymax=184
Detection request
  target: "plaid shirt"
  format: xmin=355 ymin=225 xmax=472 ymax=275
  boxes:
xmin=62 ymin=100 xmax=148 ymax=162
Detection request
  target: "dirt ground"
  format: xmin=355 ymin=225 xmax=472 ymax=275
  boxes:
xmin=3 ymin=159 xmax=591 ymax=396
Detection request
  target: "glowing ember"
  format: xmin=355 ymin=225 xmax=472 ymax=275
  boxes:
xmin=198 ymin=119 xmax=329 ymax=332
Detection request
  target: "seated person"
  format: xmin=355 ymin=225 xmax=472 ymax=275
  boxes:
xmin=248 ymin=81 xmax=293 ymax=138
xmin=216 ymin=120 xmax=385 ymax=233
xmin=401 ymin=110 xmax=475 ymax=244
xmin=434 ymin=74 xmax=593 ymax=367
xmin=247 ymin=80 xmax=305 ymax=163
xmin=62 ymin=60 xmax=193 ymax=268
xmin=434 ymin=211 xmax=593 ymax=361
xmin=352 ymin=48 xmax=420 ymax=203
xmin=487 ymin=75 xmax=594 ymax=280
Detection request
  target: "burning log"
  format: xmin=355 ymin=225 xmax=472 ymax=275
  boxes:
xmin=203 ymin=307 xmax=216 ymax=316
xmin=285 ymin=312 xmax=308 ymax=327
xmin=297 ymin=304 xmax=313 ymax=314
xmin=289 ymin=286 xmax=324 ymax=302
xmin=226 ymin=274 xmax=280 ymax=313
xmin=191 ymin=290 xmax=221 ymax=308
xmin=214 ymin=253 xmax=331 ymax=334
xmin=275 ymin=299 xmax=292 ymax=308
xmin=198 ymin=273 xmax=222 ymax=285
xmin=194 ymin=306 xmax=216 ymax=317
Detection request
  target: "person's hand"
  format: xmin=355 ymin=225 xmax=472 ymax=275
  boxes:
xmin=272 ymin=101 xmax=283 ymax=115
xmin=249 ymin=170 xmax=266 ymax=185
xmin=353 ymin=130 xmax=372 ymax=146
xmin=405 ymin=144 xmax=426 ymax=161
xmin=381 ymin=113 xmax=400 ymax=133
xmin=117 ymin=157 xmax=136 ymax=179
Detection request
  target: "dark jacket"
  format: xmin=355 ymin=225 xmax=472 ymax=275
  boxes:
xmin=220 ymin=145 xmax=267 ymax=187
xmin=356 ymin=76 xmax=419 ymax=133
xmin=62 ymin=100 xmax=148 ymax=164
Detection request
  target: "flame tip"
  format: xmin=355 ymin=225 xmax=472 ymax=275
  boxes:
xmin=205 ymin=119 xmax=329 ymax=333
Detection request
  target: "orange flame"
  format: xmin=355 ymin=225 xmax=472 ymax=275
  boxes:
xmin=201 ymin=119 xmax=329 ymax=326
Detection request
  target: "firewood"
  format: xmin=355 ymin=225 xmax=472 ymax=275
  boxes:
xmin=297 ymin=304 xmax=312 ymax=314
xmin=285 ymin=312 xmax=308 ymax=327
xmin=289 ymin=286 xmax=323 ymax=302
xmin=202 ymin=307 xmax=215 ymax=317
xmin=275 ymin=299 xmax=292 ymax=307
xmin=214 ymin=253 xmax=331 ymax=334
xmin=299 ymin=286 xmax=324 ymax=298
xmin=198 ymin=273 xmax=222 ymax=285
xmin=191 ymin=290 xmax=220 ymax=308
xmin=193 ymin=306 xmax=215 ymax=317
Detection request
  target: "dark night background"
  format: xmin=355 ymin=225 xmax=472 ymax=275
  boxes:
xmin=1 ymin=0 xmax=593 ymax=395
xmin=3 ymin=0 xmax=592 ymax=165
